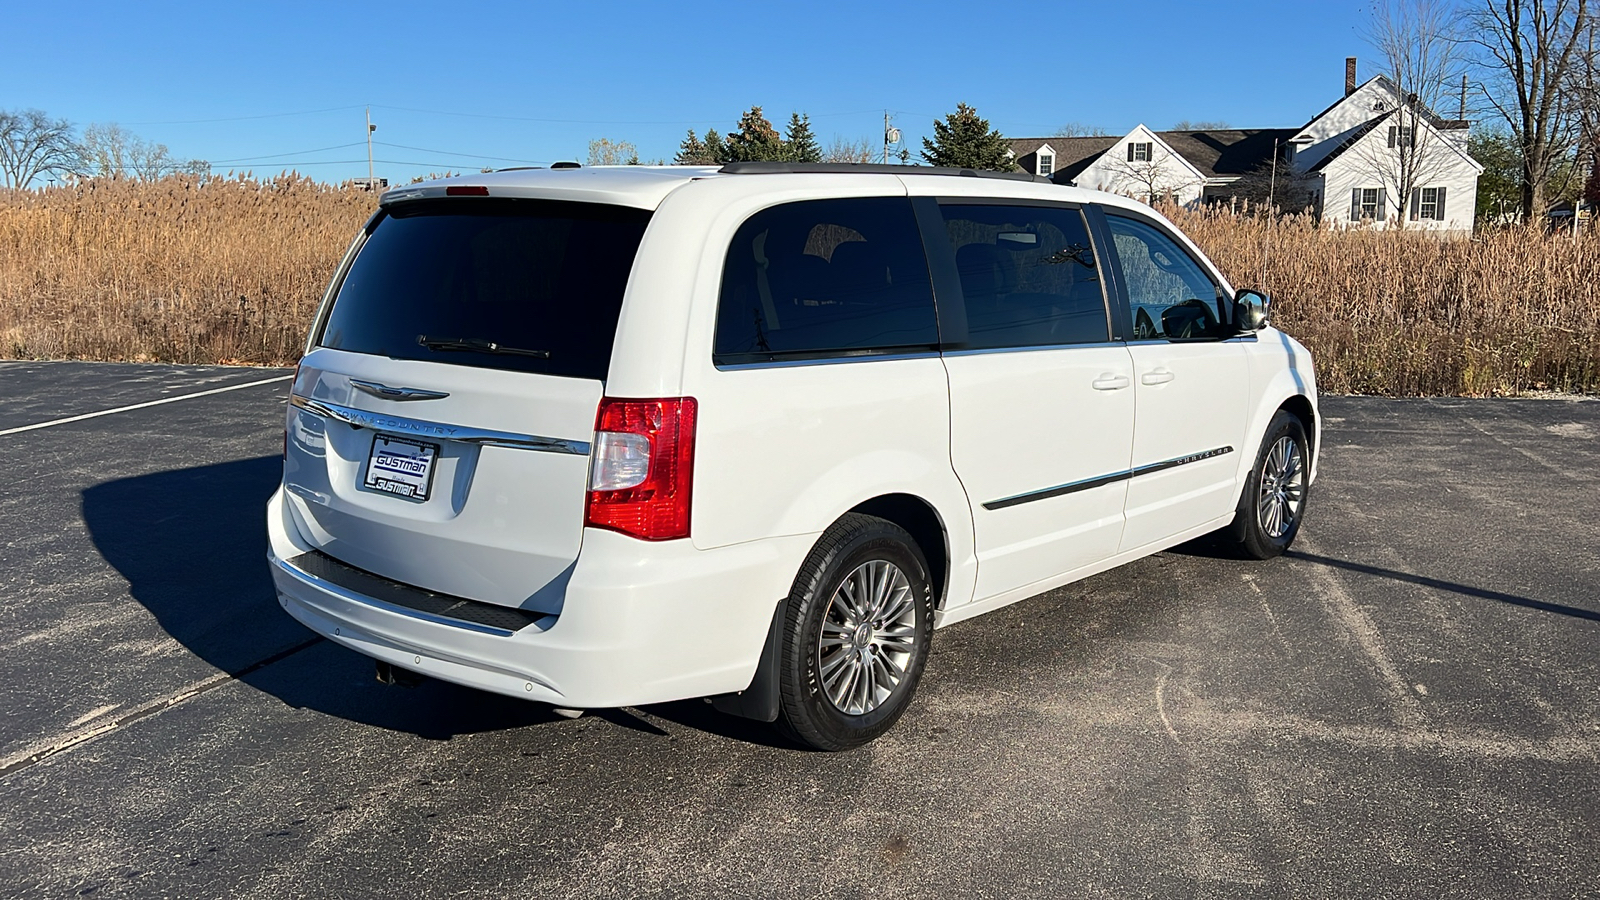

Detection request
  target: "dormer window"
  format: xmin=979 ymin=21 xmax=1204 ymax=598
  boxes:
xmin=1128 ymin=142 xmax=1153 ymax=162
xmin=1038 ymin=153 xmax=1054 ymax=176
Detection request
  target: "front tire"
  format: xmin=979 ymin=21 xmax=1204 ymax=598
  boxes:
xmin=776 ymin=514 xmax=934 ymax=751
xmin=1230 ymin=410 xmax=1310 ymax=560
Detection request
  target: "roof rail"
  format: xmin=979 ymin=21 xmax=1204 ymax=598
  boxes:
xmin=716 ymin=161 xmax=1052 ymax=184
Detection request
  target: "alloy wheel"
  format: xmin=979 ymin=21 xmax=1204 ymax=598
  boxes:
xmin=817 ymin=559 xmax=917 ymax=716
xmin=1256 ymin=435 xmax=1305 ymax=539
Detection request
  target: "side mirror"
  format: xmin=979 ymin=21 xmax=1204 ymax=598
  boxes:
xmin=1233 ymin=289 xmax=1271 ymax=333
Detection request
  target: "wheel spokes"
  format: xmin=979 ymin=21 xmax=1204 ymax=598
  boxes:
xmin=819 ymin=559 xmax=918 ymax=716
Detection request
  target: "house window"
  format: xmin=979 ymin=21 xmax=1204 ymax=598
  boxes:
xmin=1038 ymin=153 xmax=1054 ymax=177
xmin=1387 ymin=126 xmax=1414 ymax=148
xmin=1127 ymin=142 xmax=1153 ymax=162
xmin=1360 ymin=188 xmax=1379 ymax=220
xmin=1410 ymin=186 xmax=1448 ymax=221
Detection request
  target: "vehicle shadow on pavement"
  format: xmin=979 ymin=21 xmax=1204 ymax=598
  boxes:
xmin=1284 ymin=550 xmax=1600 ymax=623
xmin=79 ymin=456 xmax=584 ymax=741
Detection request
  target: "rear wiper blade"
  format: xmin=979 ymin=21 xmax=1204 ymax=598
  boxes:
xmin=417 ymin=336 xmax=551 ymax=359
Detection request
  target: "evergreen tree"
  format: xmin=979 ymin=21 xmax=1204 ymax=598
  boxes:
xmin=784 ymin=112 xmax=822 ymax=163
xmin=674 ymin=129 xmax=704 ymax=165
xmin=724 ymin=107 xmax=786 ymax=162
xmin=702 ymin=128 xmax=728 ymax=165
xmin=921 ymin=103 xmax=1014 ymax=171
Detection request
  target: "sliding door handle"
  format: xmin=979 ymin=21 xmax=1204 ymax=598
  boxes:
xmin=1091 ymin=373 xmax=1131 ymax=391
xmin=1142 ymin=369 xmax=1176 ymax=385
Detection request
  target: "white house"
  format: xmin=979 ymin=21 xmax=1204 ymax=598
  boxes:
xmin=1289 ymin=74 xmax=1481 ymax=232
xmin=1011 ymin=59 xmax=1482 ymax=233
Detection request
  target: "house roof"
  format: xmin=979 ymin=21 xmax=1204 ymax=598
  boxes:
xmin=1305 ymin=106 xmax=1483 ymax=175
xmin=1307 ymin=114 xmax=1391 ymax=173
xmin=1156 ymin=129 xmax=1299 ymax=177
xmin=1008 ymin=130 xmax=1294 ymax=183
xmin=1007 ymin=136 xmax=1120 ymax=181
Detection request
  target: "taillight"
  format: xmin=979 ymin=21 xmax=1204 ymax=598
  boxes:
xmin=585 ymin=397 xmax=697 ymax=541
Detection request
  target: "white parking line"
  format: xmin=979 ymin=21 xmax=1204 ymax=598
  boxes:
xmin=0 ymin=374 xmax=293 ymax=438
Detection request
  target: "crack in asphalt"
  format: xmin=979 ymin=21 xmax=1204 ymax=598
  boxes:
xmin=0 ymin=636 xmax=322 ymax=780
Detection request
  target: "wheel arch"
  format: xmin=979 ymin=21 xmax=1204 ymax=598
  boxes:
xmin=847 ymin=493 xmax=951 ymax=611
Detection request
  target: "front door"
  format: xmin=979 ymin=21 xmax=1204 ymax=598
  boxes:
xmin=1100 ymin=211 xmax=1248 ymax=552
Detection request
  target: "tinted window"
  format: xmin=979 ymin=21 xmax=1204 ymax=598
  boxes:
xmin=941 ymin=204 xmax=1109 ymax=349
xmin=714 ymin=198 xmax=938 ymax=364
xmin=319 ymin=199 xmax=651 ymax=379
xmin=1105 ymin=214 xmax=1228 ymax=341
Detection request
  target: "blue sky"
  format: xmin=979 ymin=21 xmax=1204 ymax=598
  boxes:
xmin=6 ymin=0 xmax=1374 ymax=184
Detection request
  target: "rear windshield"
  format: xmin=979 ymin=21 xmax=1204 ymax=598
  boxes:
xmin=317 ymin=198 xmax=652 ymax=380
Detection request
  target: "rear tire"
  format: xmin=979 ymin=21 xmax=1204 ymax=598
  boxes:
xmin=775 ymin=514 xmax=934 ymax=751
xmin=1229 ymin=410 xmax=1310 ymax=560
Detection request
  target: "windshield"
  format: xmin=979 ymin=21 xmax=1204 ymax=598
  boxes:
xmin=318 ymin=198 xmax=652 ymax=379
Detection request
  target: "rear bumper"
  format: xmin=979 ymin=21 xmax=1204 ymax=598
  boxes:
xmin=266 ymin=486 xmax=811 ymax=708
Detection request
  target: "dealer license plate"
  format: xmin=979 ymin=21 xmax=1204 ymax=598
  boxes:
xmin=363 ymin=435 xmax=439 ymax=501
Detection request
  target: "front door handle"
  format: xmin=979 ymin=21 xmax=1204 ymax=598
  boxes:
xmin=1141 ymin=368 xmax=1176 ymax=385
xmin=1092 ymin=373 xmax=1131 ymax=391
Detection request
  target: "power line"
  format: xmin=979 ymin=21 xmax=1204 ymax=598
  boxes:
xmin=209 ymin=142 xmax=368 ymax=164
xmin=215 ymin=158 xmax=553 ymax=169
xmin=373 ymin=141 xmax=545 ymax=163
xmin=370 ymin=104 xmax=888 ymax=127
xmin=124 ymin=105 xmax=366 ymax=126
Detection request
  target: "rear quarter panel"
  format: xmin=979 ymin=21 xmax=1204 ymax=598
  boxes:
xmin=620 ymin=175 xmax=977 ymax=609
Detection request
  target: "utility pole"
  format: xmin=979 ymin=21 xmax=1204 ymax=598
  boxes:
xmin=366 ymin=107 xmax=376 ymax=190
xmin=883 ymin=111 xmax=890 ymax=164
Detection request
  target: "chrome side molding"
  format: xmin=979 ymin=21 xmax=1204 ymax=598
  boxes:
xmin=983 ymin=446 xmax=1235 ymax=511
xmin=349 ymin=379 xmax=450 ymax=401
xmin=290 ymin=395 xmax=591 ymax=456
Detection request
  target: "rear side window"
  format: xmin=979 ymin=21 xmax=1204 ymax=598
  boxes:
xmin=939 ymin=204 xmax=1109 ymax=349
xmin=714 ymin=197 xmax=938 ymax=365
xmin=318 ymin=199 xmax=651 ymax=379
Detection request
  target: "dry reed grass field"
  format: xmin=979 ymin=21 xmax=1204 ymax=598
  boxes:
xmin=0 ymin=175 xmax=1595 ymax=395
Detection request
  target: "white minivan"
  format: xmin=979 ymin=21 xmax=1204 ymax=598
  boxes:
xmin=268 ymin=162 xmax=1318 ymax=750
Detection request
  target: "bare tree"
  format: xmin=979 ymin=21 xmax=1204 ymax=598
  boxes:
xmin=1101 ymin=154 xmax=1194 ymax=204
xmin=1169 ymin=119 xmax=1233 ymax=131
xmin=822 ymin=136 xmax=876 ymax=163
xmin=0 ymin=108 xmax=81 ymax=188
xmin=1356 ymin=0 xmax=1467 ymax=225
xmin=587 ymin=137 xmax=638 ymax=166
xmin=1463 ymin=0 xmax=1596 ymax=219
xmin=1054 ymin=122 xmax=1110 ymax=137
xmin=81 ymin=123 xmax=177 ymax=181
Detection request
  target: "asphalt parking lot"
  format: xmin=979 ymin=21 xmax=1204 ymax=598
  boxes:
xmin=1 ymin=360 xmax=1596 ymax=900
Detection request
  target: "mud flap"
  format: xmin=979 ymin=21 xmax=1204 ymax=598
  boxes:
xmin=709 ymin=598 xmax=787 ymax=723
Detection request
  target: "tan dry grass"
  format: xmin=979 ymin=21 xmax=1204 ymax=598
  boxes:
xmin=0 ymin=174 xmax=374 ymax=365
xmin=0 ymin=176 xmax=1595 ymax=395
xmin=1164 ymin=204 xmax=1600 ymax=396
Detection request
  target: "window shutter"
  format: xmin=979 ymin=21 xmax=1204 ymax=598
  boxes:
xmin=1435 ymin=186 xmax=1447 ymax=221
xmin=1351 ymin=188 xmax=1362 ymax=221
xmin=1388 ymin=126 xmax=1397 ymax=148
xmin=1128 ymin=143 xmax=1136 ymax=161
xmin=1410 ymin=188 xmax=1421 ymax=221
xmin=1376 ymin=189 xmax=1387 ymax=221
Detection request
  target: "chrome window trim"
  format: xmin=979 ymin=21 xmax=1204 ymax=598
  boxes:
xmin=273 ymin=553 xmax=517 ymax=638
xmin=983 ymin=446 xmax=1234 ymax=511
xmin=713 ymin=350 xmax=941 ymax=372
xmin=289 ymin=395 xmax=591 ymax=455
xmin=941 ymin=340 xmax=1126 ymax=358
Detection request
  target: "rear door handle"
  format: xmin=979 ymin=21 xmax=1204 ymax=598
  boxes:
xmin=1141 ymin=368 xmax=1175 ymax=385
xmin=1092 ymin=373 xmax=1131 ymax=391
